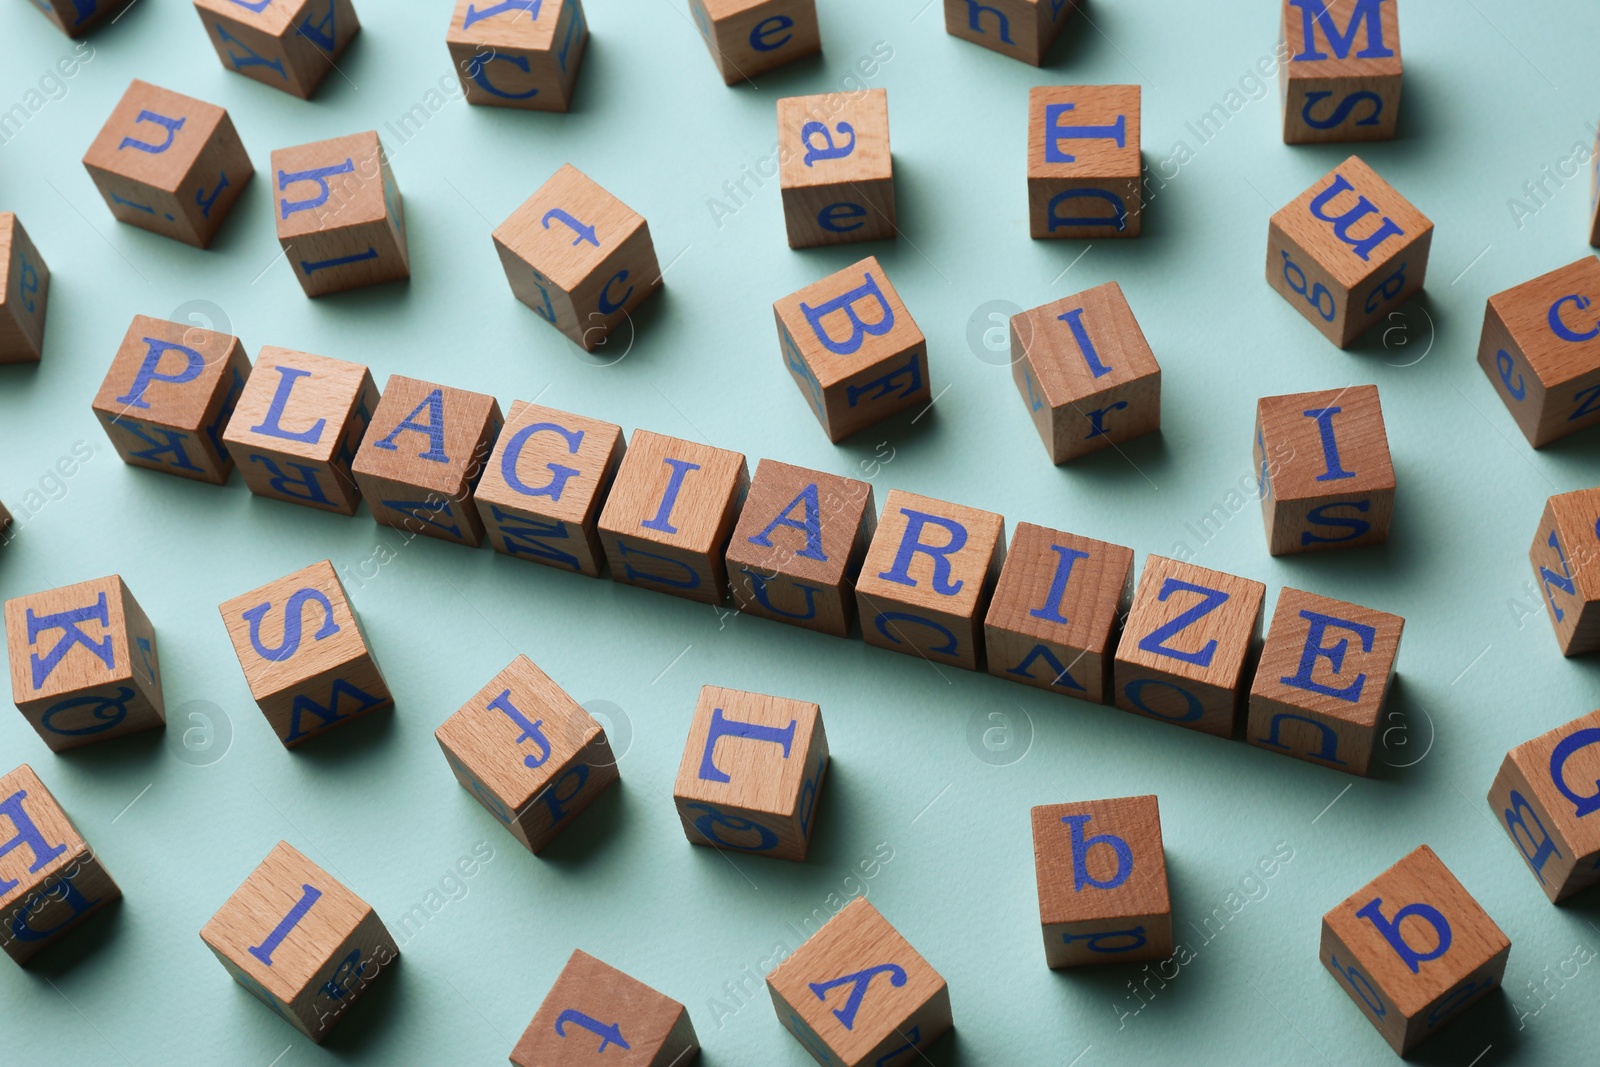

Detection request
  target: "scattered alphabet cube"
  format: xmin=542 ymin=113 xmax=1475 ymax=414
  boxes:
xmin=773 ymin=256 xmax=930 ymax=442
xmin=193 ymin=0 xmax=360 ymax=99
xmin=1267 ymin=154 xmax=1431 ymax=346
xmin=0 ymin=213 xmax=49 ymax=364
xmin=0 ymin=764 xmax=120 ymax=964
xmin=1010 ymin=281 xmax=1162 ymax=462
xmin=768 ymin=898 xmax=951 ymax=1066
xmin=1489 ymin=709 xmax=1600 ymax=904
xmin=222 ymin=346 xmax=378 ymax=515
xmin=1280 ymin=0 xmax=1402 ymax=144
xmin=1113 ymin=555 xmax=1264 ymax=738
xmin=1477 ymin=257 xmax=1600 ymax=447
xmin=511 ymin=949 xmax=698 ymax=1067
xmin=690 ymin=0 xmax=820 ymax=84
xmin=1027 ymin=85 xmax=1141 ymax=238
xmin=218 ymin=561 xmax=392 ymax=747
xmin=272 ymin=131 xmax=409 ymax=296
xmin=4 ymin=576 xmax=164 ymax=752
xmin=944 ymin=0 xmax=1076 ymax=65
xmin=434 ymin=654 xmax=619 ymax=854
xmin=447 ymin=0 xmax=588 ymax=112
xmin=1320 ymin=844 xmax=1509 ymax=1054
xmin=1530 ymin=487 xmax=1600 ymax=656
xmin=1254 ymin=384 xmax=1395 ymax=555
xmin=597 ymin=430 xmax=748 ymax=605
xmin=854 ymin=489 xmax=1005 ymax=671
xmin=777 ymin=88 xmax=895 ymax=248
xmin=985 ymin=522 xmax=1133 ymax=703
xmin=1247 ymin=588 xmax=1403 ymax=775
xmin=725 ymin=459 xmax=876 ymax=637
xmin=29 ymin=0 xmax=129 ymax=37
xmin=82 ymin=80 xmax=254 ymax=249
xmin=92 ymin=314 xmax=252 ymax=484
xmin=200 ymin=841 xmax=397 ymax=1042
xmin=494 ymin=164 xmax=661 ymax=352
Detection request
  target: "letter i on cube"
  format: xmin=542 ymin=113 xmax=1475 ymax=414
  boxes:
xmin=510 ymin=950 xmax=698 ymax=1066
xmin=1027 ymin=85 xmax=1141 ymax=238
xmin=1280 ymin=0 xmax=1402 ymax=144
xmin=272 ymin=131 xmax=409 ymax=297
xmin=1489 ymin=709 xmax=1600 ymax=903
xmin=447 ymin=0 xmax=589 ymax=112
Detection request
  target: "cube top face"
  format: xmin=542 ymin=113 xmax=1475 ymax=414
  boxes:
xmin=1028 ymin=84 xmax=1141 ymax=182
xmin=1032 ymin=795 xmax=1168 ymax=925
xmin=778 ymin=88 xmax=891 ymax=192
xmin=494 ymin=164 xmax=647 ymax=294
xmin=271 ymin=132 xmax=391 ymax=240
xmin=512 ymin=949 xmax=690 ymax=1067
xmin=83 ymin=80 xmax=225 ymax=194
xmin=224 ymin=347 xmax=370 ymax=466
xmin=1483 ymin=256 xmax=1600 ymax=444
xmin=1271 ymin=155 xmax=1431 ymax=290
xmin=673 ymin=685 xmax=823 ymax=819
xmin=774 ymin=257 xmax=924 ymax=392
xmin=1257 ymin=384 xmax=1394 ymax=502
xmin=1117 ymin=554 xmax=1265 ymax=690
xmin=1497 ymin=710 xmax=1600 ymax=885
xmin=352 ymin=375 xmax=500 ymax=497
xmin=93 ymin=314 xmax=245 ymax=431
xmin=4 ymin=575 xmax=144 ymax=706
xmin=727 ymin=459 xmax=874 ymax=590
xmin=1013 ymin=281 xmax=1158 ymax=404
xmin=1283 ymin=0 xmax=1401 ymax=80
xmin=218 ymin=561 xmax=370 ymax=703
xmin=0 ymin=764 xmax=86 ymax=916
xmin=598 ymin=429 xmax=748 ymax=557
xmin=1252 ymin=587 xmax=1402 ymax=723
xmin=856 ymin=488 xmax=1006 ymax=623
xmin=448 ymin=0 xmax=568 ymax=49
xmin=987 ymin=522 xmax=1133 ymax=658
xmin=476 ymin=401 xmax=624 ymax=525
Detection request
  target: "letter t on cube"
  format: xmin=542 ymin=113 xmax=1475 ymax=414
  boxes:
xmin=1027 ymin=85 xmax=1141 ymax=238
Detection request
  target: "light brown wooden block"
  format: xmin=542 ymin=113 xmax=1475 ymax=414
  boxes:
xmin=200 ymin=841 xmax=397 ymax=1042
xmin=1010 ymin=281 xmax=1161 ymax=463
xmin=725 ymin=459 xmax=875 ymax=638
xmin=446 ymin=0 xmax=587 ymax=112
xmin=1477 ymin=257 xmax=1600 ymax=447
xmin=944 ymin=0 xmax=1075 ymax=65
xmin=1488 ymin=708 xmax=1600 ymax=904
xmin=1530 ymin=487 xmax=1600 ymax=657
xmin=351 ymin=375 xmax=502 ymax=548
xmin=1320 ymin=844 xmax=1509 ymax=1055
xmin=0 ymin=213 xmax=49 ymax=364
xmin=82 ymin=80 xmax=254 ymax=249
xmin=91 ymin=314 xmax=252 ymax=485
xmin=193 ymin=0 xmax=360 ymax=99
xmin=493 ymin=164 xmax=661 ymax=353
xmin=1027 ymin=85 xmax=1141 ymax=239
xmin=773 ymin=256 xmax=930 ymax=442
xmin=510 ymin=949 xmax=698 ymax=1066
xmin=1266 ymin=154 xmax=1431 ymax=347
xmin=1113 ymin=555 xmax=1264 ymax=738
xmin=767 ymin=897 xmax=951 ymax=1066
xmin=474 ymin=402 xmax=625 ymax=577
xmin=1280 ymin=0 xmax=1401 ymax=144
xmin=1254 ymin=384 xmax=1395 ymax=555
xmin=984 ymin=522 xmax=1132 ymax=703
xmin=218 ymin=560 xmax=391 ymax=748
xmin=0 ymin=764 xmax=120 ymax=965
xmin=1247 ymin=587 xmax=1403 ymax=776
xmin=29 ymin=0 xmax=130 ymax=37
xmin=434 ymin=654 xmax=619 ymax=854
xmin=777 ymin=88 xmax=895 ymax=249
xmin=672 ymin=685 xmax=828 ymax=862
xmin=597 ymin=430 xmax=748 ymax=605
xmin=1032 ymin=795 xmax=1170 ymax=969
xmin=3 ymin=575 xmax=164 ymax=752
xmin=222 ymin=346 xmax=378 ymax=516
xmin=690 ymin=0 xmax=820 ymax=85
xmin=271 ymin=131 xmax=408 ymax=297
xmin=854 ymin=488 xmax=1005 ymax=671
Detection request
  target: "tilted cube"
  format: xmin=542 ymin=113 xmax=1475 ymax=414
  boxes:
xmin=1477 ymin=256 xmax=1600 ymax=447
xmin=272 ymin=131 xmax=409 ymax=296
xmin=1530 ymin=487 xmax=1600 ymax=656
xmin=0 ymin=213 xmax=49 ymax=364
xmin=447 ymin=0 xmax=588 ymax=112
xmin=194 ymin=0 xmax=360 ymax=98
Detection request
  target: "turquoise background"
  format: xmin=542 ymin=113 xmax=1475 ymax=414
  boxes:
xmin=2 ymin=0 xmax=1599 ymax=1063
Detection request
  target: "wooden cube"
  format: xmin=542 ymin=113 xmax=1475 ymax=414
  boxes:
xmin=854 ymin=489 xmax=1005 ymax=671
xmin=690 ymin=0 xmax=820 ymax=85
xmin=1280 ymin=0 xmax=1402 ymax=144
xmin=0 ymin=213 xmax=49 ymax=364
xmin=1530 ymin=487 xmax=1600 ymax=657
xmin=1477 ymin=257 xmax=1600 ymax=447
xmin=193 ymin=0 xmax=360 ymax=99
xmin=434 ymin=654 xmax=619 ymax=854
xmin=1010 ymin=280 xmax=1162 ymax=463
xmin=29 ymin=0 xmax=130 ymax=37
xmin=672 ymin=686 xmax=828 ymax=862
xmin=1254 ymin=384 xmax=1395 ymax=555
xmin=475 ymin=402 xmax=624 ymax=577
xmin=1027 ymin=85 xmax=1141 ymax=239
xmin=767 ymin=898 xmax=951 ymax=1066
xmin=447 ymin=0 xmax=588 ymax=112
xmin=944 ymin=0 xmax=1075 ymax=65
xmin=200 ymin=841 xmax=396 ymax=1042
xmin=1032 ymin=795 xmax=1170 ymax=968
xmin=272 ymin=131 xmax=408 ymax=297
xmin=1247 ymin=588 xmax=1403 ymax=775
xmin=4 ymin=576 xmax=164 ymax=752
xmin=1320 ymin=845 xmax=1509 ymax=1055
xmin=777 ymin=88 xmax=895 ymax=248
xmin=351 ymin=375 xmax=502 ymax=548
xmin=725 ymin=459 xmax=876 ymax=638
xmin=82 ymin=80 xmax=254 ymax=249
xmin=493 ymin=164 xmax=661 ymax=353
xmin=510 ymin=949 xmax=697 ymax=1067
xmin=1488 ymin=709 xmax=1600 ymax=904
xmin=773 ymin=256 xmax=930 ymax=442
xmin=218 ymin=560 xmax=392 ymax=748
xmin=1267 ymin=154 xmax=1431 ymax=347
xmin=984 ymin=522 xmax=1132 ymax=703
xmin=597 ymin=430 xmax=748 ymax=605
xmin=1113 ymin=555 xmax=1264 ymax=738
xmin=222 ymin=346 xmax=379 ymax=516
xmin=91 ymin=314 xmax=252 ymax=485
xmin=0 ymin=764 xmax=120 ymax=964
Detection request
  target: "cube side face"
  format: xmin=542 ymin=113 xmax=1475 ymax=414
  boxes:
xmin=1489 ymin=712 xmax=1600 ymax=902
xmin=272 ymin=132 xmax=409 ymax=296
xmin=1032 ymin=797 xmax=1169 ymax=968
xmin=512 ymin=949 xmax=694 ymax=1066
xmin=1280 ymin=0 xmax=1402 ymax=144
xmin=1531 ymin=491 xmax=1600 ymax=656
xmin=1480 ymin=258 xmax=1600 ymax=447
xmin=447 ymin=0 xmax=588 ymax=112
xmin=778 ymin=89 xmax=895 ymax=248
xmin=692 ymin=0 xmax=821 ymax=84
xmin=945 ymin=0 xmax=1073 ymax=66
xmin=1027 ymin=85 xmax=1142 ymax=240
xmin=0 ymin=214 xmax=49 ymax=363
